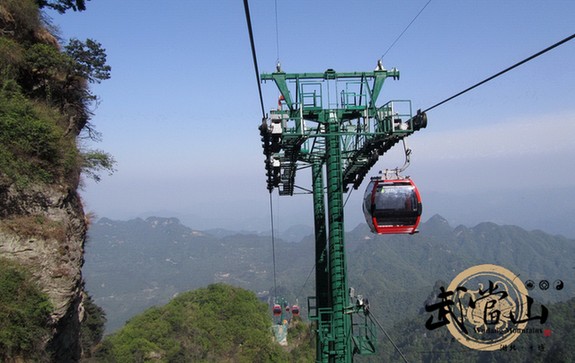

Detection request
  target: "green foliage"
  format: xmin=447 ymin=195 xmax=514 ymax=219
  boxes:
xmin=0 ymin=37 xmax=24 ymax=79
xmin=0 ymin=82 xmax=79 ymax=185
xmin=19 ymin=39 xmax=106 ymax=137
xmin=81 ymin=292 xmax=107 ymax=358
xmin=86 ymin=217 xmax=575 ymax=361
xmin=97 ymin=284 xmax=288 ymax=362
xmin=0 ymin=0 xmax=44 ymax=42
xmin=61 ymin=37 xmax=111 ymax=139
xmin=0 ymin=1 xmax=113 ymax=185
xmin=287 ymin=318 xmax=315 ymax=362
xmin=0 ymin=258 xmax=53 ymax=361
xmin=81 ymin=149 xmax=116 ymax=182
xmin=21 ymin=42 xmax=72 ymax=101
xmin=35 ymin=0 xmax=89 ymax=13
xmin=65 ymin=38 xmax=111 ymax=84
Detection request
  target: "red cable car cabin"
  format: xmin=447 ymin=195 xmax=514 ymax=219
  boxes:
xmin=363 ymin=177 xmax=422 ymax=234
xmin=272 ymin=304 xmax=282 ymax=317
xmin=292 ymin=305 xmax=300 ymax=316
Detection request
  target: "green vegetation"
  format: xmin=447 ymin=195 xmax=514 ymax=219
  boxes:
xmin=0 ymin=0 xmax=114 ymax=187
xmin=95 ymin=284 xmax=294 ymax=362
xmin=0 ymin=258 xmax=53 ymax=361
xmin=35 ymin=0 xmax=89 ymax=14
xmin=86 ymin=216 xmax=575 ymax=361
xmin=81 ymin=292 xmax=107 ymax=359
xmin=287 ymin=317 xmax=315 ymax=362
xmin=0 ymin=81 xmax=77 ymax=185
xmin=0 ymin=0 xmax=111 ymax=360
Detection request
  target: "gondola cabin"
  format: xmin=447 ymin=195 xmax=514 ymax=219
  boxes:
xmin=273 ymin=304 xmax=282 ymax=317
xmin=292 ymin=305 xmax=300 ymax=316
xmin=363 ymin=177 xmax=422 ymax=234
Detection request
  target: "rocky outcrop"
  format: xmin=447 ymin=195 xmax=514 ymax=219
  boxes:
xmin=0 ymin=182 xmax=87 ymax=361
xmin=0 ymin=1 xmax=108 ymax=360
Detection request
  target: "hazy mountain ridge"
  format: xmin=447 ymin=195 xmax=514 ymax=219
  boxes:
xmin=84 ymin=215 xmax=575 ymax=333
xmin=345 ymin=215 xmax=574 ymax=328
xmin=85 ymin=216 xmax=314 ymax=332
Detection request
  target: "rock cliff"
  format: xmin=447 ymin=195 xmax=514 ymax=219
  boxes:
xmin=0 ymin=183 xmax=87 ymax=361
xmin=0 ymin=1 xmax=111 ymax=361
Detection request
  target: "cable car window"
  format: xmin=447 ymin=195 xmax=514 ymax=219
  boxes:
xmin=374 ymin=185 xmax=418 ymax=212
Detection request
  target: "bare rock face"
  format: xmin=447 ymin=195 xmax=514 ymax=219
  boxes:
xmin=0 ymin=182 xmax=87 ymax=361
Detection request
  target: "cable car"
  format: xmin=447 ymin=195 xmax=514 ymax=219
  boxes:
xmin=363 ymin=177 xmax=422 ymax=234
xmin=292 ymin=305 xmax=300 ymax=316
xmin=272 ymin=304 xmax=282 ymax=317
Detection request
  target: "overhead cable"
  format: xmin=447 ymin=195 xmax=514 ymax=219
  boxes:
xmin=244 ymin=0 xmax=279 ymax=302
xmin=243 ymin=0 xmax=266 ymax=118
xmin=424 ymin=32 xmax=575 ymax=113
xmin=274 ymin=0 xmax=280 ymax=64
xmin=268 ymin=193 xmax=278 ymax=299
xmin=380 ymin=0 xmax=432 ymax=60
xmin=370 ymin=313 xmax=409 ymax=363
xmin=296 ymin=263 xmax=316 ymax=303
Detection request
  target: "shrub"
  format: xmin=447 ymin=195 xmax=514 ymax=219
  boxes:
xmin=0 ymin=258 xmax=53 ymax=361
xmin=97 ymin=284 xmax=288 ymax=362
xmin=0 ymin=82 xmax=79 ymax=185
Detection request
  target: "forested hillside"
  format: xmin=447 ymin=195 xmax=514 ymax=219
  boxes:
xmin=90 ymin=284 xmax=314 ymax=362
xmin=84 ymin=215 xmax=575 ymax=361
xmin=0 ymin=0 xmax=110 ymax=360
xmin=85 ymin=217 xmax=316 ymax=332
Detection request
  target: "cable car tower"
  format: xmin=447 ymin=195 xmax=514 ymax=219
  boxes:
xmin=259 ymin=61 xmax=427 ymax=362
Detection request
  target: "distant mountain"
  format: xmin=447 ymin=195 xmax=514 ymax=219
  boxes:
xmin=84 ymin=215 xmax=575 ymax=335
xmin=278 ymin=224 xmax=314 ymax=243
xmin=345 ymin=215 xmax=575 ymax=335
xmin=202 ymin=224 xmax=313 ymax=242
xmin=84 ymin=217 xmax=314 ymax=332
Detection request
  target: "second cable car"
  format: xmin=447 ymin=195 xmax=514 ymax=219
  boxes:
xmin=292 ymin=305 xmax=300 ymax=317
xmin=363 ymin=177 xmax=422 ymax=234
xmin=272 ymin=304 xmax=282 ymax=317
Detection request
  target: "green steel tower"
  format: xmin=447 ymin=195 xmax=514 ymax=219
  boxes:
xmin=259 ymin=62 xmax=427 ymax=362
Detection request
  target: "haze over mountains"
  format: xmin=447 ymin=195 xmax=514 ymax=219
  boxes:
xmin=84 ymin=215 xmax=575 ymax=334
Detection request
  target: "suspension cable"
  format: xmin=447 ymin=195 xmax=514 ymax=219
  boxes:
xmin=243 ymin=0 xmax=266 ymax=118
xmin=296 ymin=263 xmax=316 ymax=302
xmin=274 ymin=0 xmax=280 ymax=64
xmin=343 ymin=188 xmax=354 ymax=208
xmin=244 ymin=0 xmax=279 ymax=302
xmin=424 ymin=32 xmax=575 ymax=113
xmin=268 ymin=193 xmax=278 ymax=299
xmin=380 ymin=0 xmax=432 ymax=60
xmin=370 ymin=312 xmax=409 ymax=363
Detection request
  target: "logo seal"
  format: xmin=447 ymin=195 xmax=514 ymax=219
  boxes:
xmin=444 ymin=264 xmax=529 ymax=351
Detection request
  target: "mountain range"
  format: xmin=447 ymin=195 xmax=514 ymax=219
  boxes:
xmin=84 ymin=215 xmax=575 ymax=335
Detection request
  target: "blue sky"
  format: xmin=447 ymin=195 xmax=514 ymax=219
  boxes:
xmin=48 ymin=1 xmax=575 ymax=237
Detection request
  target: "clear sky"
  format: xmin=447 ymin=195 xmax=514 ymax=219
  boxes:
xmin=47 ymin=0 xmax=575 ymax=237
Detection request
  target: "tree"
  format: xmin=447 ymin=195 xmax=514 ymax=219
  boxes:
xmin=36 ymin=0 xmax=89 ymax=13
xmin=62 ymin=38 xmax=111 ymax=138
xmin=2 ymin=3 xmax=115 ymax=184
xmin=81 ymin=149 xmax=116 ymax=182
xmin=64 ymin=38 xmax=111 ymax=85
